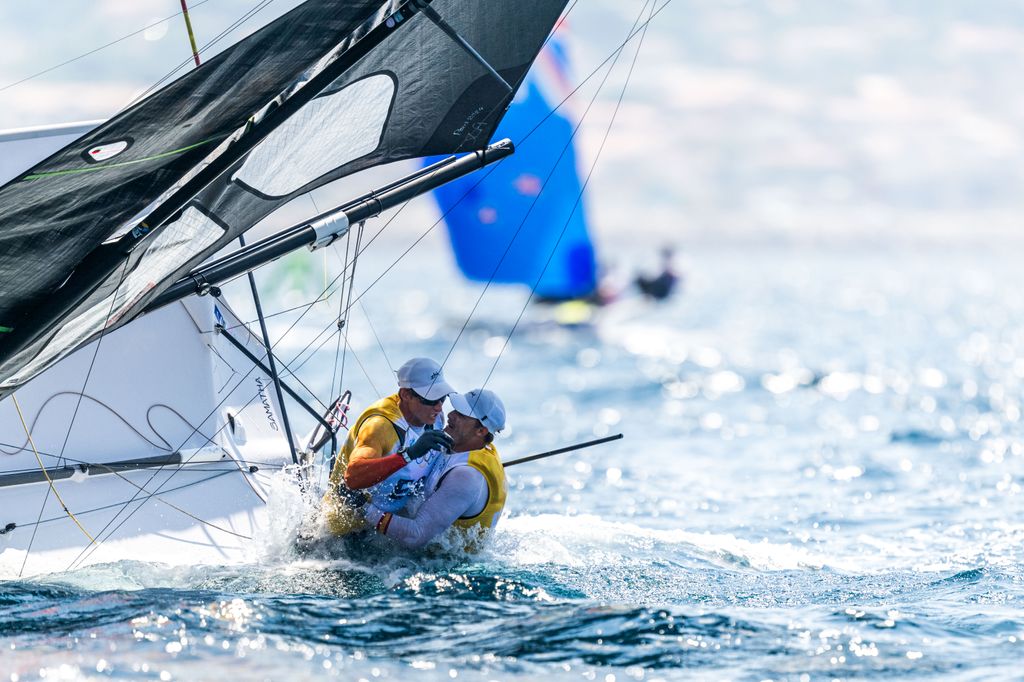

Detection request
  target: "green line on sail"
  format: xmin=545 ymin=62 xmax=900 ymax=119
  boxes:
xmin=23 ymin=136 xmax=227 ymax=180
xmin=0 ymin=326 xmax=12 ymax=333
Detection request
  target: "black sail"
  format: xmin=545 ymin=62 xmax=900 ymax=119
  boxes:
xmin=0 ymin=0 xmax=568 ymax=396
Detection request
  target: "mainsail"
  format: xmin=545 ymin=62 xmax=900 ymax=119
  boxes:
xmin=0 ymin=0 xmax=569 ymax=397
xmin=426 ymin=30 xmax=598 ymax=300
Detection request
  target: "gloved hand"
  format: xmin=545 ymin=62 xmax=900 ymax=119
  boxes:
xmin=405 ymin=429 xmax=453 ymax=460
xmin=336 ymin=483 xmax=368 ymax=508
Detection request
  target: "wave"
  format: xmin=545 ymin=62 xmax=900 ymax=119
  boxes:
xmin=492 ymin=513 xmax=852 ymax=572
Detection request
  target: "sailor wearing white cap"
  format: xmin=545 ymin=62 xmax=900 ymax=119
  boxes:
xmin=321 ymin=357 xmax=455 ymax=536
xmin=363 ymin=388 xmax=508 ymax=550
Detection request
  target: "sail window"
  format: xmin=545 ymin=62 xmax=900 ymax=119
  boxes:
xmin=2 ymin=207 xmax=223 ymax=388
xmin=231 ymin=73 xmax=396 ymax=197
xmin=83 ymin=139 xmax=131 ymax=163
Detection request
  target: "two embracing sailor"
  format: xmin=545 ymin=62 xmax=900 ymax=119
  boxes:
xmin=320 ymin=357 xmax=507 ymax=551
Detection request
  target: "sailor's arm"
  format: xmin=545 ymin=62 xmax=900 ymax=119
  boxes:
xmin=364 ymin=466 xmax=488 ymax=549
xmin=343 ymin=417 xmax=408 ymax=489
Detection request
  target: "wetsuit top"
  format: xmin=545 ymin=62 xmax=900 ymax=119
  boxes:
xmin=364 ymin=443 xmax=506 ymax=551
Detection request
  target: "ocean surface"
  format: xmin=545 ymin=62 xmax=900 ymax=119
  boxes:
xmin=3 ymin=244 xmax=1023 ymax=680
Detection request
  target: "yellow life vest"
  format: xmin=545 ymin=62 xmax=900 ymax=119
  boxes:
xmin=321 ymin=394 xmax=406 ymax=536
xmin=451 ymin=443 xmax=507 ymax=545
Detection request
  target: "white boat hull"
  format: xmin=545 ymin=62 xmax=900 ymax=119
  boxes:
xmin=0 ymin=297 xmax=295 ymax=579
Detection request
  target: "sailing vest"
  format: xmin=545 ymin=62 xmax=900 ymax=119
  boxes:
xmin=322 ymin=393 xmax=431 ymax=536
xmin=445 ymin=443 xmax=507 ymax=538
xmin=369 ymin=442 xmax=507 ymax=549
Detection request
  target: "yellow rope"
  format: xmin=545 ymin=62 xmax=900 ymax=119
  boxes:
xmin=11 ymin=395 xmax=95 ymax=544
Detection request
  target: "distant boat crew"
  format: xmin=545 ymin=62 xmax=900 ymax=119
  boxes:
xmin=635 ymin=246 xmax=680 ymax=301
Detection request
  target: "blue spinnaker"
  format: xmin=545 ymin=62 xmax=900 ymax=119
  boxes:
xmin=426 ymin=38 xmax=596 ymax=300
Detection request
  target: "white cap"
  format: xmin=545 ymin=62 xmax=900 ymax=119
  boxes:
xmin=449 ymin=388 xmax=506 ymax=433
xmin=396 ymin=357 xmax=454 ymax=401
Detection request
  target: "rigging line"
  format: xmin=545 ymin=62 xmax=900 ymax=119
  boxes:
xmin=146 ymin=403 xmax=229 ymax=455
xmin=221 ymin=216 xmax=387 ymax=336
xmin=218 ymin=0 xmax=592 ymax=346
xmin=213 ymin=2 xmax=665 ymax=404
xmin=308 ymin=2 xmax=673 ymax=323
xmin=432 ymin=0 xmax=656 ymax=381
xmin=0 ymin=0 xmax=215 ymax=93
xmin=15 ymin=388 xmax=245 ymax=571
xmin=325 ymin=235 xmax=394 ymax=377
xmin=0 ymin=391 xmax=172 ymax=457
xmin=67 ymin=331 xmax=300 ymax=568
xmin=482 ymin=0 xmax=658 ymax=396
xmin=330 ymin=221 xmax=355 ymax=400
xmin=0 ymin=397 xmax=231 ymax=474
xmin=65 ymin=411 xmax=233 ymax=570
xmin=124 ymin=0 xmax=276 ymax=110
xmin=288 ymin=317 xmax=382 ymax=398
xmin=25 ymin=470 xmax=248 ymax=539
xmin=10 ymin=395 xmax=95 ymax=546
xmin=359 ymin=300 xmax=394 ymax=375
xmin=62 ymin=461 xmax=251 ymax=540
xmin=336 ymin=221 xmax=365 ymax=400
xmin=146 ymin=400 xmax=267 ymax=503
xmin=64 ymin=373 xmax=257 ymax=570
xmin=19 ymin=254 xmax=132 ymax=576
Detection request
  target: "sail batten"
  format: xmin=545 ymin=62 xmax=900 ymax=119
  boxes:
xmin=0 ymin=0 xmax=569 ymax=396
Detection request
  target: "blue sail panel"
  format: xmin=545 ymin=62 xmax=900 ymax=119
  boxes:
xmin=428 ymin=42 xmax=596 ymax=300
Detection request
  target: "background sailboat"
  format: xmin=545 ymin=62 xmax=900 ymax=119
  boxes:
xmin=424 ymin=26 xmax=600 ymax=305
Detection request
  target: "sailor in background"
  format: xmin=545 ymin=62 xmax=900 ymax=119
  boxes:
xmin=362 ymin=389 xmax=508 ymax=551
xmin=635 ymin=245 xmax=680 ymax=301
xmin=321 ymin=357 xmax=455 ymax=536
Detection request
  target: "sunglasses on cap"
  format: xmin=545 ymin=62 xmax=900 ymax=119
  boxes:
xmin=410 ymin=390 xmax=445 ymax=407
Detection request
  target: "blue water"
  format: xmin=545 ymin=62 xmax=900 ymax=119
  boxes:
xmin=3 ymin=245 xmax=1024 ymax=680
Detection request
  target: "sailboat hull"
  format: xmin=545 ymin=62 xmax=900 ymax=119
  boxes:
xmin=0 ymin=298 xmax=293 ymax=578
